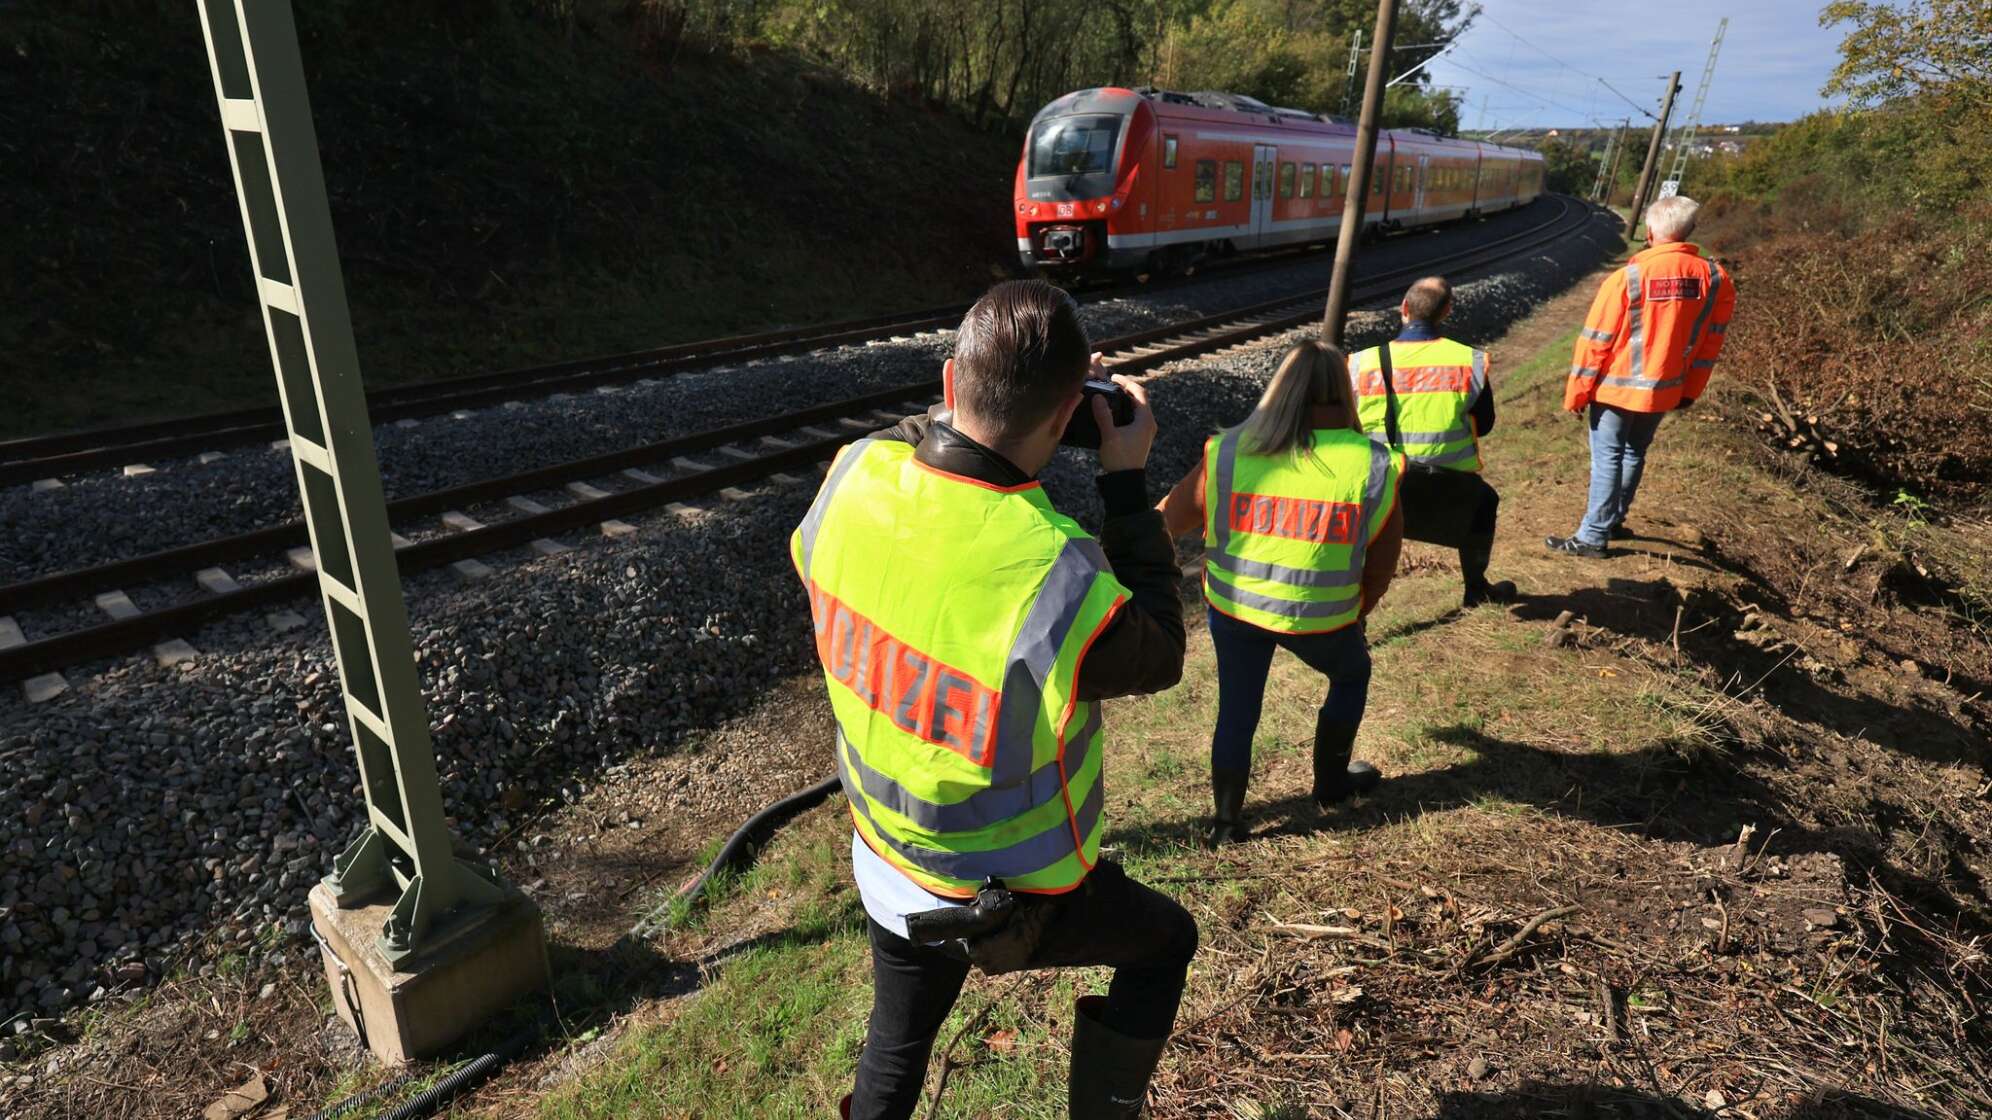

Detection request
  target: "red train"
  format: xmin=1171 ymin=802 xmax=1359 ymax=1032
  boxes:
xmin=1014 ymin=87 xmax=1546 ymax=274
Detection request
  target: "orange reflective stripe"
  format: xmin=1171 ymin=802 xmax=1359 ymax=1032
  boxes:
xmin=1228 ymin=491 xmax=1361 ymax=545
xmin=809 ymin=579 xmax=1000 ymax=767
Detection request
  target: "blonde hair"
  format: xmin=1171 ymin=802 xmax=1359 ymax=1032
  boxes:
xmin=1238 ymin=340 xmax=1362 ymax=458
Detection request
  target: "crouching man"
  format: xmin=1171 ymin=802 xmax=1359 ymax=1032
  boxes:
xmin=791 ymin=280 xmax=1197 ymax=1119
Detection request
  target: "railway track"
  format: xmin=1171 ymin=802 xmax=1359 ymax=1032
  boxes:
xmin=0 ymin=238 xmax=1347 ymax=489
xmin=0 ymin=197 xmax=1605 ymax=685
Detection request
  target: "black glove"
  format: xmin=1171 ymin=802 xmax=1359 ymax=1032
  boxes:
xmin=1677 ymin=397 xmax=1696 ymax=410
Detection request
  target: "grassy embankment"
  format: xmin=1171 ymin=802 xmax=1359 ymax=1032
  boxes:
xmin=0 ymin=3 xmax=1018 ymax=440
xmin=523 ymin=264 xmax=1992 ymax=1118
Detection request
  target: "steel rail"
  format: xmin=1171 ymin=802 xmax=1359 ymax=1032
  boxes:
xmin=0 ymin=198 xmax=1605 ymax=681
xmin=0 ymin=238 xmax=1349 ymax=483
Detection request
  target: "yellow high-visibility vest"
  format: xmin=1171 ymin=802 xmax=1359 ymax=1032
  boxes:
xmin=1348 ymin=337 xmax=1487 ymax=472
xmin=1203 ymin=427 xmax=1402 ymax=634
xmin=791 ymin=439 xmax=1128 ymax=897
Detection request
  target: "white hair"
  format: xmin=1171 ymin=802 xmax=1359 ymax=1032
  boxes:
xmin=1645 ymin=195 xmax=1701 ymax=241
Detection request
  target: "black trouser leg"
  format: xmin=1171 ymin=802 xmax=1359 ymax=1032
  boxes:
xmin=849 ymin=919 xmax=970 ymax=1120
xmin=1028 ymin=861 xmax=1200 ymax=1040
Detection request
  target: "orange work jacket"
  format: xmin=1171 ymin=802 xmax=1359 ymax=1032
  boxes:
xmin=1565 ymin=241 xmax=1734 ymax=413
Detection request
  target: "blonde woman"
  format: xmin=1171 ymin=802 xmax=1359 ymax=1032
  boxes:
xmin=1161 ymin=341 xmax=1405 ymax=846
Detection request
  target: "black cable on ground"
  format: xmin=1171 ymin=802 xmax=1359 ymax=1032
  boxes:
xmin=300 ymin=1023 xmax=540 ymax=1120
xmin=674 ymin=775 xmax=841 ymax=910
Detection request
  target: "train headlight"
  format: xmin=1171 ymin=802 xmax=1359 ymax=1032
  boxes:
xmin=1109 ymin=197 xmax=1124 ymax=212
xmin=1094 ymin=201 xmax=1110 ymax=214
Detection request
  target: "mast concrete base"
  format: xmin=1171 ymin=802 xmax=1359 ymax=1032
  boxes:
xmin=308 ymin=881 xmax=548 ymax=1064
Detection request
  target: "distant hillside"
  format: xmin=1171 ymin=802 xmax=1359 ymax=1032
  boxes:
xmin=0 ymin=3 xmax=1020 ymax=438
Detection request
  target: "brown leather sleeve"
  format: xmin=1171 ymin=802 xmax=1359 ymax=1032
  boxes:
xmin=1076 ymin=506 xmax=1187 ymax=702
xmin=1358 ymin=505 xmax=1403 ymax=619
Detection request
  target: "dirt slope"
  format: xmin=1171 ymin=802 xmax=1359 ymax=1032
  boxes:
xmin=0 ymin=3 xmax=1019 ymax=439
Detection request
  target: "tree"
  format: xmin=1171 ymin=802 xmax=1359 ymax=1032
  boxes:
xmin=1821 ymin=0 xmax=1992 ymax=109
xmin=1535 ymin=136 xmax=1593 ymax=194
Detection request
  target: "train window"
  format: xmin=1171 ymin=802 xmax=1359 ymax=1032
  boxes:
xmin=1278 ymin=162 xmax=1295 ymax=199
xmin=1299 ymin=163 xmax=1313 ymax=198
xmin=1028 ymin=115 xmax=1122 ymax=177
xmin=1164 ymin=135 xmax=1178 ymax=169
xmin=1193 ymin=159 xmax=1216 ymax=202
xmin=1372 ymin=167 xmax=1383 ymax=196
xmin=1223 ymin=160 xmax=1244 ymax=202
xmin=1317 ymin=164 xmax=1331 ymax=198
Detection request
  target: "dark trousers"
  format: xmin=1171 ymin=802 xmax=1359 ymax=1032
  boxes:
xmin=1207 ymin=604 xmax=1372 ymax=773
xmin=849 ymin=861 xmax=1198 ymax=1120
xmin=1398 ymin=466 xmax=1501 ymax=585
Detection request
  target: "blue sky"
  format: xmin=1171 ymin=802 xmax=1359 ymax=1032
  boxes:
xmin=1420 ymin=1 xmax=1850 ymax=130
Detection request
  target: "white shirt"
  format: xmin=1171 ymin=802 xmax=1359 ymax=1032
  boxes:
xmin=852 ymin=830 xmax=964 ymax=940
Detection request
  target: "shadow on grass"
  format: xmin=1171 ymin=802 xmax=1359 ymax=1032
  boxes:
xmin=1434 ymin=1081 xmax=1941 ymax=1119
xmin=1112 ymin=719 xmax=1992 ymax=927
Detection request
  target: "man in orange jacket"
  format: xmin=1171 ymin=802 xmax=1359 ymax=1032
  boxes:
xmin=1547 ymin=195 xmax=1734 ymax=558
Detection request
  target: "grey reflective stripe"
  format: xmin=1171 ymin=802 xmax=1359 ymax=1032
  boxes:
xmin=1208 ymin=431 xmax=1241 ymax=557
xmin=847 ymin=763 xmax=1104 ymax=882
xmin=1470 ymin=348 xmax=1488 ymax=398
xmin=1399 ymin=424 xmax=1473 ymax=446
xmin=797 ymin=439 xmax=874 ymax=580
xmin=991 ymin=538 xmax=1105 ymax=790
xmin=1601 ymin=374 xmax=1684 ymax=390
xmin=1710 ymin=323 xmax=1727 ymax=335
xmin=1683 ymin=260 xmax=1724 ymax=356
xmin=1408 ymin=443 xmax=1479 ymax=467
xmin=1205 ymin=547 xmax=1363 ymax=589
xmin=1570 ymin=364 xmax=1603 ymax=379
xmin=1691 ymin=360 xmax=1714 ymax=369
xmin=837 ymin=705 xmax=1099 ymax=832
xmin=1580 ymin=328 xmax=1614 ymax=343
xmin=1624 ymin=263 xmax=1644 ymax=381
xmin=1207 ymin=570 xmax=1362 ymax=619
xmin=1356 ymin=439 xmax=1394 ymax=551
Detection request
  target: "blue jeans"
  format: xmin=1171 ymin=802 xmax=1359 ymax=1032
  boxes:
xmin=1576 ymin=403 xmax=1666 ymax=546
xmin=1207 ymin=605 xmax=1371 ymax=774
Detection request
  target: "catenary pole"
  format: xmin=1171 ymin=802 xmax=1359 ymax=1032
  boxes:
xmin=1322 ymin=0 xmax=1400 ymax=345
xmin=1626 ymin=72 xmax=1680 ymax=236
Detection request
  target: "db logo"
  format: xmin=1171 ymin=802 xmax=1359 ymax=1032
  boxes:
xmin=1056 ymin=203 xmax=1075 ymax=218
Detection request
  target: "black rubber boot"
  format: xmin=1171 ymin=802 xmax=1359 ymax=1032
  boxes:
xmin=1068 ymin=995 xmax=1168 ymax=1119
xmin=1312 ymin=710 xmax=1381 ymax=807
xmin=1458 ymin=533 xmax=1517 ymax=608
xmin=1206 ymin=768 xmax=1250 ymax=849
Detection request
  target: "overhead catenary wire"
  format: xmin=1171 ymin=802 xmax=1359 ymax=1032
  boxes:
xmin=1444 ymin=53 xmax=1609 ymax=125
xmin=1473 ymin=9 xmax=1660 ymax=121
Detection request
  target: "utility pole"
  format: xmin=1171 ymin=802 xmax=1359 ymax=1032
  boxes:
xmin=1601 ymin=118 xmax=1631 ymax=204
xmin=1323 ymin=0 xmax=1398 ymax=345
xmin=1591 ymin=117 xmax=1628 ymax=202
xmin=195 ymin=0 xmax=546 ymax=1063
xmin=1626 ymin=71 xmax=1681 ymax=237
xmin=1661 ymin=18 xmax=1728 ymax=196
xmin=1588 ymin=127 xmax=1616 ymax=202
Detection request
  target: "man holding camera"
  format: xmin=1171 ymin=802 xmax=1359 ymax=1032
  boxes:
xmin=792 ymin=280 xmax=1196 ymax=1119
xmin=1347 ymin=277 xmax=1516 ymax=608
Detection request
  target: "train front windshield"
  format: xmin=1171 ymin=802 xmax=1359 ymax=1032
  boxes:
xmin=1029 ymin=116 xmax=1122 ymax=178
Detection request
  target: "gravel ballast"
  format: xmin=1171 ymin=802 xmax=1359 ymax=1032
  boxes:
xmin=0 ymin=204 xmax=1620 ymax=1051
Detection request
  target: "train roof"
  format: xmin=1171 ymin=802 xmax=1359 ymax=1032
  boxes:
xmin=1032 ymin=87 xmax=1543 ymax=160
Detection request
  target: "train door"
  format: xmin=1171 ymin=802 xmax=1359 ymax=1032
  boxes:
xmin=1251 ymin=144 xmax=1278 ymax=245
xmin=1414 ymin=154 xmax=1429 ymax=219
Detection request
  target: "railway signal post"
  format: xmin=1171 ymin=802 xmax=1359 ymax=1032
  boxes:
xmin=1322 ymin=0 xmax=1399 ymax=346
xmin=1627 ymin=72 xmax=1682 ymax=236
xmin=194 ymin=0 xmax=547 ymax=1063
